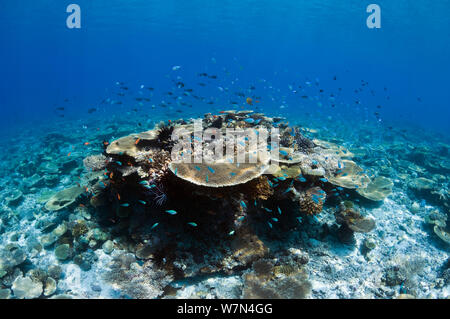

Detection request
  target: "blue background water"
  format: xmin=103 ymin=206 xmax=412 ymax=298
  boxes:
xmin=1 ymin=0 xmax=449 ymax=137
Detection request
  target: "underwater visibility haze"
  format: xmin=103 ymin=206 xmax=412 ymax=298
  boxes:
xmin=0 ymin=0 xmax=449 ymax=300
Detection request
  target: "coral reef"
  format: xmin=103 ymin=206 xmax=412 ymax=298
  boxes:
xmin=0 ymin=109 xmax=448 ymax=299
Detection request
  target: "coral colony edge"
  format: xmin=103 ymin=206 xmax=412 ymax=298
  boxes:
xmin=0 ymin=1 xmax=449 ymax=302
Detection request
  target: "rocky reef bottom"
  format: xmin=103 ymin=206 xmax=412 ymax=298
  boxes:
xmin=0 ymin=111 xmax=449 ymax=299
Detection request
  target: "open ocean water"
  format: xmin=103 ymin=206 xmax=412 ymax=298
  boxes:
xmin=0 ymin=1 xmax=449 ymax=300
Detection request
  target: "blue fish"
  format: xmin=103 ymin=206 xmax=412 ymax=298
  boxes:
xmin=319 ymin=178 xmax=328 ymax=182
xmin=116 ymin=161 xmax=122 ymax=166
xmin=279 ymin=150 xmax=288 ymax=156
xmin=207 ymin=166 xmax=215 ymax=173
xmin=120 ymin=203 xmax=130 ymax=207
xmin=267 ymin=222 xmax=273 ymax=229
xmin=195 ymin=166 xmax=201 ymax=171
xmin=271 ymin=218 xmax=279 ymax=222
xmin=174 ymin=168 xmax=178 ymax=176
xmin=187 ymin=222 xmax=197 ymax=227
xmin=237 ymin=216 xmax=245 ymax=221
xmin=278 ymin=176 xmax=286 ymax=181
xmin=205 ymin=174 xmax=209 ymax=183
xmin=228 ymin=230 xmax=235 ymax=236
xmin=240 ymin=201 xmax=247 ymax=209
xmin=244 ymin=118 xmax=255 ymax=123
xmin=277 ymin=207 xmax=282 ymax=215
xmin=138 ymin=200 xmax=146 ymax=205
xmin=298 ymin=177 xmax=307 ymax=182
xmin=230 ymin=172 xmax=236 ymax=177
xmin=296 ymin=216 xmax=303 ymax=223
xmin=151 ymin=223 xmax=159 ymax=230
xmin=264 ymin=207 xmax=272 ymax=213
xmin=165 ymin=210 xmax=177 ymax=215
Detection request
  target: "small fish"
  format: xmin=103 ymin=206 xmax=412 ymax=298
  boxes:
xmin=207 ymin=166 xmax=215 ymax=173
xmin=246 ymin=97 xmax=253 ymax=105
xmin=205 ymin=174 xmax=209 ymax=183
xmin=116 ymin=161 xmax=122 ymax=166
xmin=296 ymin=216 xmax=303 ymax=223
xmin=135 ymin=138 xmax=140 ymax=145
xmin=278 ymin=176 xmax=286 ymax=181
xmin=194 ymin=166 xmax=201 ymax=171
xmin=187 ymin=222 xmax=197 ymax=227
xmin=244 ymin=118 xmax=254 ymax=124
xmin=228 ymin=230 xmax=235 ymax=236
xmin=237 ymin=216 xmax=245 ymax=221
xmin=271 ymin=218 xmax=279 ymax=222
xmin=67 ymin=152 xmax=71 ymax=157
xmin=172 ymin=65 xmax=181 ymax=71
xmin=165 ymin=210 xmax=177 ymax=215
xmin=138 ymin=200 xmax=146 ymax=205
xmin=84 ymin=142 xmax=90 ymax=146
xmin=263 ymin=207 xmax=272 ymax=213
xmin=240 ymin=201 xmax=247 ymax=209
xmin=139 ymin=181 xmax=149 ymax=185
xmin=267 ymin=222 xmax=273 ymax=229
xmin=319 ymin=178 xmax=328 ymax=182
xmin=279 ymin=150 xmax=288 ymax=156
xmin=120 ymin=203 xmax=130 ymax=207
xmin=277 ymin=207 xmax=282 ymax=215
xmin=151 ymin=223 xmax=159 ymax=230
xmin=230 ymin=172 xmax=236 ymax=177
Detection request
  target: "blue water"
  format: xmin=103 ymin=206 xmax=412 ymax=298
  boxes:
xmin=0 ymin=0 xmax=449 ymax=136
